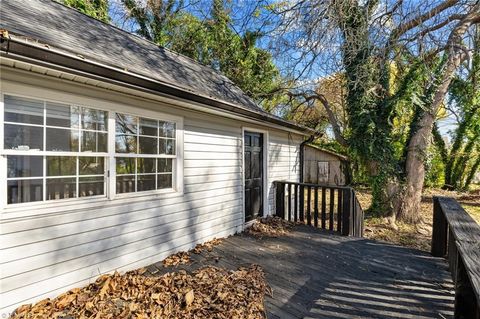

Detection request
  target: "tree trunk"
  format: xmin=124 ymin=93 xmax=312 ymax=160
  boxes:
xmin=398 ymin=11 xmax=478 ymax=222
xmin=464 ymin=155 xmax=480 ymax=190
xmin=401 ymin=112 xmax=436 ymax=223
xmin=432 ymin=123 xmax=448 ymax=166
xmin=451 ymin=131 xmax=480 ymax=189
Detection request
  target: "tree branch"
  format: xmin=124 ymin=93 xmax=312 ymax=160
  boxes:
xmin=286 ymin=91 xmax=348 ymax=147
xmin=390 ymin=0 xmax=459 ymax=41
xmin=416 ymin=13 xmax=465 ymax=38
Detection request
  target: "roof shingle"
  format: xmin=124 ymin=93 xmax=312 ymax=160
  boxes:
xmin=0 ymin=0 xmax=262 ymax=111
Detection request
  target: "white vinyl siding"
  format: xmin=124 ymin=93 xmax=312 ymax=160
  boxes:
xmin=0 ymin=70 xmax=302 ymax=313
xmin=267 ymin=132 xmax=302 ymax=214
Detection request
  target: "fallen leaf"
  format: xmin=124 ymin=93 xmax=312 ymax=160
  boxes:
xmin=185 ymin=289 xmax=194 ymax=307
xmin=246 ymin=216 xmax=298 ymax=238
xmin=56 ymin=293 xmax=76 ymax=309
xmin=98 ymin=277 xmax=111 ymax=300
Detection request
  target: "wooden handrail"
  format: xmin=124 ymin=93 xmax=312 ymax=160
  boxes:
xmin=274 ymin=181 xmax=364 ymax=237
xmin=431 ymin=196 xmax=480 ymax=318
xmin=275 ymin=181 xmax=353 ymax=190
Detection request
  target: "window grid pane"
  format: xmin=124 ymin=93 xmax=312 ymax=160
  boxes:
xmin=46 ymin=103 xmax=79 ymax=128
xmin=4 ymin=124 xmax=44 ymax=151
xmin=79 ymin=176 xmax=105 ymax=197
xmin=46 ymin=128 xmax=79 ymax=152
xmin=82 ymin=108 xmax=108 ymax=131
xmin=7 ymin=156 xmax=43 ymax=178
xmin=47 ymin=156 xmax=76 ymax=176
xmin=8 ymin=179 xmax=43 ymax=204
xmin=47 ymin=177 xmax=77 ymax=201
xmin=4 ymin=95 xmax=44 ymax=125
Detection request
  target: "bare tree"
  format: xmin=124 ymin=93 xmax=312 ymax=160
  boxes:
xmin=263 ymin=0 xmax=480 ymax=223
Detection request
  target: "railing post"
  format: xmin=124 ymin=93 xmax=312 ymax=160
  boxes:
xmin=341 ymin=188 xmax=351 ymax=236
xmin=350 ymin=193 xmax=363 ymax=237
xmin=337 ymin=189 xmax=342 ymax=233
xmin=329 ymin=188 xmax=334 ymax=231
xmin=350 ymin=189 xmax=355 ymax=236
xmin=299 ymin=184 xmax=304 ymax=222
xmin=431 ymin=197 xmax=448 ymax=257
xmin=275 ymin=182 xmax=285 ymax=219
xmin=287 ymin=183 xmax=292 ymax=222
xmin=307 ymin=186 xmax=311 ymax=226
xmin=356 ymin=196 xmax=364 ymax=237
xmin=321 ymin=187 xmax=326 ymax=229
xmin=294 ymin=184 xmax=298 ymax=222
xmin=314 ymin=187 xmax=319 ymax=227
xmin=454 ymin=249 xmax=478 ymax=319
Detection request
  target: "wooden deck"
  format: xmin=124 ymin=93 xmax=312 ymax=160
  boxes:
xmin=147 ymin=225 xmax=455 ymax=319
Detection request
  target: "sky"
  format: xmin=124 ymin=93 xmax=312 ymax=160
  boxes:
xmin=108 ymin=0 xmax=461 ymax=140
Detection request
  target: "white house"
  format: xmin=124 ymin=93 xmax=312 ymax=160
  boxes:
xmin=0 ymin=0 xmax=315 ymax=313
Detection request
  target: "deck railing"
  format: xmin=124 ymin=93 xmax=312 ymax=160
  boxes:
xmin=431 ymin=196 xmax=480 ymax=319
xmin=274 ymin=181 xmax=364 ymax=237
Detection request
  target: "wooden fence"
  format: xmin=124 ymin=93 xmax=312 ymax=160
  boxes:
xmin=431 ymin=196 xmax=480 ymax=319
xmin=274 ymin=181 xmax=363 ymax=237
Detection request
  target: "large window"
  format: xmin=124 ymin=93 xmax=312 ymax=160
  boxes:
xmin=2 ymin=93 xmax=181 ymax=206
xmin=4 ymin=95 xmax=108 ymax=204
xmin=115 ymin=113 xmax=175 ymax=194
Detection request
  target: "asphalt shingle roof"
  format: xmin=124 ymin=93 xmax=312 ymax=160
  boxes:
xmin=0 ymin=0 xmax=264 ymax=112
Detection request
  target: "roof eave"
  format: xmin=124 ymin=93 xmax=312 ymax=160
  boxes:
xmin=0 ymin=38 xmax=317 ymax=136
xmin=305 ymin=144 xmax=349 ymax=161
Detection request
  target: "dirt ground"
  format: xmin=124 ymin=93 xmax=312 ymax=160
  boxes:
xmin=359 ymin=187 xmax=480 ymax=252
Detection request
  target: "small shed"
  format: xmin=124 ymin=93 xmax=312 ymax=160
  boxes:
xmin=303 ymin=145 xmax=349 ymax=186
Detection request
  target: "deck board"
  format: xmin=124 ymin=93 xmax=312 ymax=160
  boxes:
xmin=148 ymin=225 xmax=454 ymax=318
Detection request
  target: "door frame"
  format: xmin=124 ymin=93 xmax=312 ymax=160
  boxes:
xmin=242 ymin=127 xmax=269 ymax=226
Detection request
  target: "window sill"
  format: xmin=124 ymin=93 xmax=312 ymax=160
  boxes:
xmin=113 ymin=187 xmax=181 ymax=200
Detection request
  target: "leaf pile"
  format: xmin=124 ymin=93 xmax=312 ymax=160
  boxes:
xmin=162 ymin=251 xmax=192 ymax=267
xmin=162 ymin=238 xmax=223 ymax=267
xmin=192 ymin=238 xmax=223 ymax=254
xmin=11 ymin=265 xmax=270 ymax=319
xmin=246 ymin=216 xmax=297 ymax=238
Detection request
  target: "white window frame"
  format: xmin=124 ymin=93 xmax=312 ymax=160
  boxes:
xmin=0 ymin=81 xmax=184 ymax=209
xmin=113 ymin=111 xmax=178 ymax=198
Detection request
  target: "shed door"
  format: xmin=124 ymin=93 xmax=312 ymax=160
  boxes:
xmin=244 ymin=131 xmax=263 ymax=222
xmin=317 ymin=161 xmax=329 ymax=183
